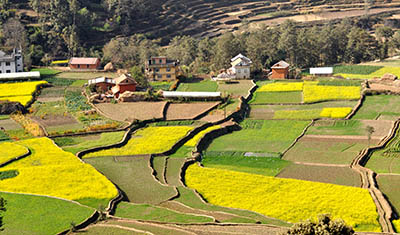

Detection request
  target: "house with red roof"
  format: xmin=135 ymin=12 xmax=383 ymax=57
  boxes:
xmin=111 ymin=74 xmax=138 ymax=98
xmin=69 ymin=57 xmax=101 ymax=70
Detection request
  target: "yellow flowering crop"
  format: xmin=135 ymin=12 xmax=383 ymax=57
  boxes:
xmin=185 ymin=164 xmax=381 ymax=232
xmin=0 ymin=142 xmax=29 ymax=165
xmin=303 ymin=85 xmax=360 ymax=103
xmin=0 ymin=81 xmax=47 ymax=106
xmin=84 ymin=126 xmax=193 ymax=158
xmin=393 ymin=220 xmax=400 ymax=233
xmin=320 ymin=107 xmax=353 ymax=118
xmin=337 ymin=67 xmax=400 ymax=79
xmin=258 ymin=82 xmax=304 ymax=92
xmin=184 ymin=125 xmax=221 ymax=147
xmin=0 ymin=138 xmax=117 ymax=201
xmin=0 ymin=164 xmax=117 ymax=200
xmin=3 ymin=138 xmax=82 ymax=169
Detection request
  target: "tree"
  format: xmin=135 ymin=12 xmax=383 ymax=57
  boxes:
xmin=2 ymin=18 xmax=27 ymax=49
xmin=130 ymin=65 xmax=148 ymax=88
xmin=285 ymin=214 xmax=354 ymax=235
xmin=366 ymin=125 xmax=375 ymax=146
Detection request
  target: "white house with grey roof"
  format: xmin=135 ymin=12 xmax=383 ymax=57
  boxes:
xmin=0 ymin=48 xmax=23 ymax=74
xmin=213 ymin=54 xmax=252 ymax=81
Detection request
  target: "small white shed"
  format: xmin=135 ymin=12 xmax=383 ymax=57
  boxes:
xmin=309 ymin=67 xmax=333 ymax=76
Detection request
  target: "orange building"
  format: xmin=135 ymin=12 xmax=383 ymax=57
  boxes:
xmin=69 ymin=57 xmax=100 ymax=70
xmin=111 ymin=74 xmax=137 ymax=98
xmin=145 ymin=56 xmax=179 ymax=81
xmin=270 ymin=60 xmax=290 ymax=80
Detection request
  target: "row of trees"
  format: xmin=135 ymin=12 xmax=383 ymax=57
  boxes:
xmin=103 ymin=19 xmax=400 ymax=75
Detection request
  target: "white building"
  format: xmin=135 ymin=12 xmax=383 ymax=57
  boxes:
xmin=0 ymin=48 xmax=23 ymax=74
xmin=229 ymin=54 xmax=252 ymax=79
xmin=309 ymin=67 xmax=333 ymax=76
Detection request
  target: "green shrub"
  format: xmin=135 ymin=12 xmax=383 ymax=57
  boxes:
xmin=0 ymin=170 xmax=19 ymax=180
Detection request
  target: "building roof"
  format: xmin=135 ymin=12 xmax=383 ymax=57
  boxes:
xmin=231 ymin=54 xmax=252 ymax=67
xmin=0 ymin=71 xmax=40 ymax=80
xmin=271 ymin=60 xmax=290 ymax=69
xmin=69 ymin=57 xmax=99 ymax=65
xmin=309 ymin=67 xmax=333 ymax=75
xmin=163 ymin=91 xmax=221 ymax=98
xmin=88 ymin=77 xmax=115 ymax=85
xmin=114 ymin=74 xmax=137 ymax=85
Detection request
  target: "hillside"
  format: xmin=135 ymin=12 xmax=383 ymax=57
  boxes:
xmin=10 ymin=0 xmax=400 ymax=45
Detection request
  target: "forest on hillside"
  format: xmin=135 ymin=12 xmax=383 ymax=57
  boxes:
xmin=1 ymin=0 xmax=400 ymax=74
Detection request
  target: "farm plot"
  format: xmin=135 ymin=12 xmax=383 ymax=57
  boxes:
xmin=84 ymin=126 xmax=193 ymax=158
xmin=217 ymin=80 xmax=254 ymax=98
xmin=54 ymin=131 xmax=126 ymax=154
xmin=0 ymin=138 xmax=118 ymax=203
xmin=283 ymin=136 xmax=373 ymax=165
xmin=207 ymin=120 xmax=310 ymax=154
xmin=335 ymin=66 xmax=400 ymax=79
xmin=165 ymin=102 xmax=220 ymax=120
xmin=174 ymin=187 xmax=289 ymax=226
xmin=0 ymin=192 xmax=94 ymax=235
xmin=185 ymin=164 xmax=381 ymax=232
xmin=202 ymin=152 xmax=291 ymax=176
xmin=165 ymin=157 xmax=186 ymax=186
xmin=376 ymin=175 xmax=400 ymax=219
xmin=352 ymin=95 xmax=400 ymax=120
xmin=273 ymin=107 xmax=352 ymax=120
xmin=303 ymin=84 xmax=361 ymax=103
xmin=177 ymin=80 xmax=218 ymax=92
xmin=36 ymin=87 xmax=65 ymax=102
xmin=114 ymin=202 xmax=213 ymax=223
xmin=365 ymin=128 xmax=400 ymax=174
xmin=95 ymin=102 xmax=167 ymax=122
xmin=307 ymin=120 xmax=393 ymax=138
xmin=249 ymin=100 xmax=358 ymax=120
xmin=84 ymin=156 xmax=177 ymax=204
xmin=0 ymin=81 xmax=47 ymax=106
xmin=250 ymin=91 xmax=303 ymax=104
xmin=0 ymin=118 xmax=22 ymax=131
xmin=276 ymin=164 xmax=361 ymax=187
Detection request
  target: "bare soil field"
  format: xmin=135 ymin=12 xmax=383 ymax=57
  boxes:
xmin=217 ymin=80 xmax=254 ymax=98
xmin=95 ymin=102 xmax=167 ymax=122
xmin=166 ymin=102 xmax=220 ymax=120
xmin=369 ymin=84 xmax=400 ymax=93
xmin=283 ymin=136 xmax=377 ymax=165
xmin=276 ymin=163 xmax=361 ymax=187
xmin=0 ymin=118 xmax=22 ymax=130
xmin=31 ymin=114 xmax=79 ymax=127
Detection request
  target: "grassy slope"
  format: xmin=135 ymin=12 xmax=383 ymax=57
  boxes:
xmin=208 ymin=120 xmax=310 ymax=154
xmin=250 ymin=91 xmax=303 ymax=104
xmin=115 ymin=202 xmax=213 ymax=223
xmin=352 ymin=95 xmax=400 ymax=120
xmin=84 ymin=156 xmax=176 ymax=204
xmin=376 ymin=175 xmax=400 ymax=217
xmin=0 ymin=192 xmax=93 ymax=235
xmin=177 ymin=80 xmax=218 ymax=92
xmin=55 ymin=131 xmax=126 ymax=154
xmin=202 ymin=155 xmax=291 ymax=177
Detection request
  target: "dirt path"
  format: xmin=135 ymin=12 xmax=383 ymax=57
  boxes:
xmin=293 ymin=161 xmax=349 ymax=168
xmin=349 ymin=120 xmax=400 ymax=233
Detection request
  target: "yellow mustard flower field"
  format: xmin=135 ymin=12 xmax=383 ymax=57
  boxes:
xmin=258 ymin=82 xmax=304 ymax=92
xmin=0 ymin=142 xmax=29 ymax=165
xmin=0 ymin=81 xmax=47 ymax=106
xmin=185 ymin=164 xmax=381 ymax=232
xmin=320 ymin=107 xmax=353 ymax=118
xmin=84 ymin=126 xmax=194 ymax=158
xmin=184 ymin=125 xmax=221 ymax=147
xmin=303 ymin=85 xmax=361 ymax=103
xmin=0 ymin=138 xmax=117 ymax=201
